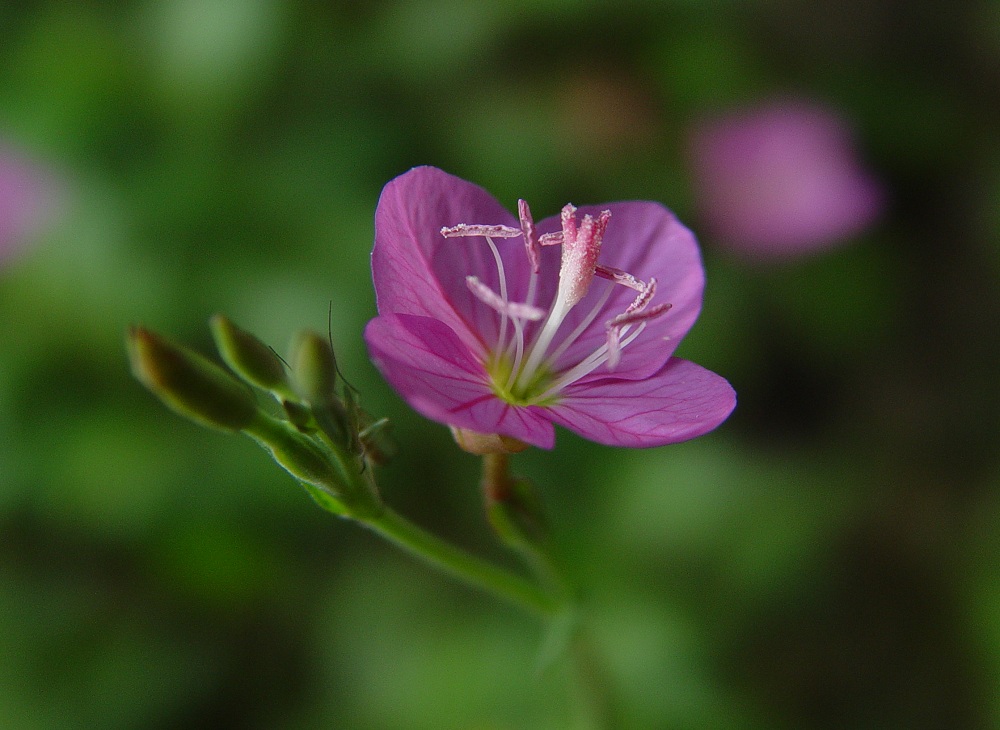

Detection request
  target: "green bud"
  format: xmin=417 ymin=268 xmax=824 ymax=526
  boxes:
xmin=127 ymin=326 xmax=258 ymax=431
xmin=290 ymin=330 xmax=337 ymax=404
xmin=209 ymin=314 xmax=291 ymax=396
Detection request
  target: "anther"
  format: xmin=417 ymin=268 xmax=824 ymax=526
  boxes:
xmin=518 ymin=199 xmax=540 ymax=274
xmin=624 ymin=277 xmax=657 ymax=314
xmin=605 ymin=302 xmax=672 ymax=368
xmin=441 ymin=224 xmax=522 ymax=238
xmin=595 ymin=265 xmax=646 ymax=292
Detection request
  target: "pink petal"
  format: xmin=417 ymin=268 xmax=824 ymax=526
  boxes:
xmin=545 ymin=358 xmax=736 ymax=447
xmin=373 ymin=166 xmax=532 ymax=355
xmin=364 ymin=313 xmax=555 ymax=449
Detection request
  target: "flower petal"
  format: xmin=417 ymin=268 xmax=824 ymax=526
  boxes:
xmin=545 ymin=358 xmax=735 ymax=447
xmin=531 ymin=201 xmax=705 ymax=382
xmin=373 ymin=166 xmax=532 ymax=356
xmin=364 ymin=313 xmax=555 ymax=448
xmin=689 ymin=99 xmax=884 ymax=258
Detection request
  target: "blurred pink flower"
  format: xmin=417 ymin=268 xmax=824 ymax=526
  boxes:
xmin=689 ymin=99 xmax=884 ymax=259
xmin=364 ymin=166 xmax=735 ymax=449
xmin=0 ymin=143 xmax=53 ymax=266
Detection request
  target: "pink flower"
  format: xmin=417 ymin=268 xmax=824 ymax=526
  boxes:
xmin=364 ymin=166 xmax=735 ymax=449
xmin=0 ymin=143 xmax=53 ymax=266
xmin=689 ymin=99 xmax=884 ymax=259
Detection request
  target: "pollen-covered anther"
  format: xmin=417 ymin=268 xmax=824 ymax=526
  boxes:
xmin=441 ymin=224 xmax=522 ymax=238
xmin=625 ymin=277 xmax=657 ymax=314
xmin=466 ymin=276 xmax=545 ymax=321
xmin=605 ymin=301 xmax=672 ymax=369
xmin=595 ymin=265 xmax=646 ymax=292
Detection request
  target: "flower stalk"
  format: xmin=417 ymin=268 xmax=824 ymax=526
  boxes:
xmin=361 ymin=506 xmax=559 ymax=617
xmin=480 ymin=452 xmax=571 ymax=604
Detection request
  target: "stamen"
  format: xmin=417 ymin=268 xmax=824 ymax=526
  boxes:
xmin=540 ymin=322 xmax=650 ymax=399
xmin=466 ymin=277 xmax=545 ymax=321
xmin=605 ymin=302 xmax=671 ymax=368
xmin=595 ymin=265 xmax=645 ymax=292
xmin=547 ymin=273 xmax=654 ymax=368
xmin=517 ymin=295 xmax=572 ymax=391
xmin=441 ymin=224 xmax=522 ymax=238
xmin=545 ymin=282 xmax=615 ymax=366
xmin=504 ymin=317 xmax=529 ymax=392
xmin=518 ymin=199 xmax=541 ymax=309
xmin=608 ymin=300 xmax=671 ymax=329
xmin=538 ymin=232 xmax=563 ymax=246
xmin=624 ymin=277 xmax=657 ymax=315
xmin=474 ymin=236 xmax=512 ymax=349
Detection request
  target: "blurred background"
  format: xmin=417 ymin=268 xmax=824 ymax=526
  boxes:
xmin=2 ymin=0 xmax=999 ymax=727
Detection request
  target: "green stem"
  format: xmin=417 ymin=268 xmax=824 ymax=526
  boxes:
xmin=480 ymin=452 xmax=571 ymax=601
xmin=359 ymin=506 xmax=560 ymax=618
xmin=479 ymin=453 xmax=611 ymax=728
xmin=244 ymin=414 xmax=556 ymax=616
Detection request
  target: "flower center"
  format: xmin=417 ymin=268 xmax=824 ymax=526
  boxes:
xmin=441 ymin=201 xmax=671 ymax=406
xmin=484 ymin=352 xmax=556 ymax=406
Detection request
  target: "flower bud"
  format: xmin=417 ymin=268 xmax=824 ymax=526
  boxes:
xmin=127 ymin=326 xmax=258 ymax=431
xmin=290 ymin=330 xmax=337 ymax=404
xmin=209 ymin=314 xmax=291 ymax=396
